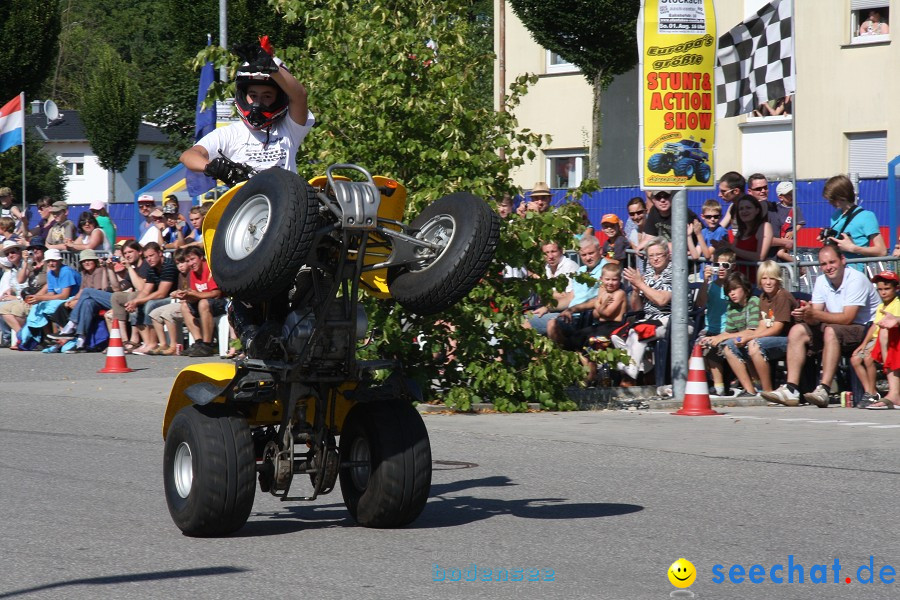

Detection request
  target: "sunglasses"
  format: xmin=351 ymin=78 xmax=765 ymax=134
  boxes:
xmin=749 ymin=186 xmax=768 ymax=192
xmin=712 ymin=261 xmax=733 ymax=270
xmin=703 ymin=214 xmax=721 ymax=219
xmin=629 ymin=210 xmax=646 ymax=216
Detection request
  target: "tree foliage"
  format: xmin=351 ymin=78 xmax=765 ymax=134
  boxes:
xmin=0 ymin=0 xmax=62 ymax=102
xmin=80 ymin=45 xmax=141 ymax=200
xmin=207 ymin=0 xmax=582 ymax=410
xmin=508 ymin=0 xmax=641 ymax=182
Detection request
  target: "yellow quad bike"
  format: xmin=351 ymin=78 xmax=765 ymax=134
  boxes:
xmin=162 ymin=161 xmax=499 ymax=536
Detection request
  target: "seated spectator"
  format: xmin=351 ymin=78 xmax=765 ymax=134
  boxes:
xmin=66 ymin=212 xmax=112 ymax=253
xmin=516 ymin=182 xmax=552 ymax=217
xmin=771 ymin=182 xmax=805 ymax=263
xmin=851 ymin=271 xmax=900 ymax=408
xmin=0 ymin=237 xmax=48 ymax=348
xmin=543 ymin=237 xmax=604 ymax=345
xmin=148 ymin=249 xmax=191 ymax=355
xmin=571 ymin=262 xmax=627 ymax=350
xmin=717 ymin=171 xmax=746 ymax=232
xmin=859 ymin=9 xmax=889 ymax=35
xmin=600 ymin=214 xmax=628 ymax=264
xmin=527 ymin=238 xmax=595 ymax=334
xmin=164 ymin=195 xmax=191 ymax=236
xmin=29 ymin=197 xmax=55 ymax=240
xmin=45 ymin=202 xmax=77 ymax=251
xmin=0 ymin=187 xmax=27 ymax=237
xmin=160 ymin=204 xmax=185 ymax=250
xmin=495 ymin=194 xmax=514 ymax=220
xmin=821 ymin=174 xmax=886 ymax=272
xmin=762 ymin=245 xmax=880 ymax=407
xmin=139 ymin=208 xmax=165 ymax=247
xmin=0 ymin=216 xmax=21 ymax=244
xmin=700 ymin=199 xmax=729 ymax=260
xmin=109 ymin=242 xmax=177 ymax=354
xmin=184 ymin=206 xmax=208 ymax=246
xmin=642 ymin=190 xmax=702 ymax=243
xmin=136 ymin=194 xmax=157 ymax=238
xmin=17 ymin=249 xmax=81 ymax=348
xmin=175 ymin=246 xmax=226 ymax=357
xmin=89 ymin=199 xmax=117 ymax=247
xmin=615 ymin=237 xmax=675 ymax=380
xmin=721 ymin=194 xmax=772 ymax=282
xmin=695 ymin=249 xmax=737 ymax=395
xmin=0 ymin=241 xmax=27 ymax=335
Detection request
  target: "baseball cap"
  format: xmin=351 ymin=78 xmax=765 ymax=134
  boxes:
xmin=601 ymin=214 xmax=622 ymax=227
xmin=137 ymin=194 xmax=155 ymax=204
xmin=871 ymin=271 xmax=900 ymax=284
xmin=27 ymin=236 xmax=47 ymax=250
xmin=44 ymin=249 xmax=63 ymax=261
xmin=163 ymin=204 xmax=178 ymax=215
xmin=89 ymin=199 xmax=106 ymax=210
xmin=50 ymin=201 xmax=68 ymax=212
xmin=776 ymin=181 xmax=793 ymax=196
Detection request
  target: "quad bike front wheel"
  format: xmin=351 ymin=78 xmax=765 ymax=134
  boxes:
xmin=163 ymin=404 xmax=256 ymax=536
xmin=388 ymin=192 xmax=500 ymax=315
xmin=209 ymin=168 xmax=319 ymax=301
xmin=339 ymin=401 xmax=432 ymax=527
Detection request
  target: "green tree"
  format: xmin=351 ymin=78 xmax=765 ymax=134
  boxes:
xmin=509 ymin=0 xmax=641 ymax=182
xmin=80 ymin=46 xmax=141 ymax=202
xmin=0 ymin=0 xmax=62 ymax=102
xmin=214 ymin=0 xmax=585 ymax=410
xmin=0 ymin=132 xmax=67 ymax=205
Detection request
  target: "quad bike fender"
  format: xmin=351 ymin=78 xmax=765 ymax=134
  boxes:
xmin=162 ymin=363 xmax=237 ymax=439
xmin=201 ymin=181 xmax=246 ymax=271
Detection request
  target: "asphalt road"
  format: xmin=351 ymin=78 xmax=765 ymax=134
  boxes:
xmin=3 ymin=351 xmax=900 ymax=599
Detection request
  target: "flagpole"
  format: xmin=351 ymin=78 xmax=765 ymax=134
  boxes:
xmin=19 ymin=92 xmax=26 ymax=214
xmin=789 ymin=0 xmax=798 ymax=291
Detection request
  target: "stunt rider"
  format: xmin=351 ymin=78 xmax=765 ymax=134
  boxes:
xmin=180 ymin=36 xmax=316 ymax=356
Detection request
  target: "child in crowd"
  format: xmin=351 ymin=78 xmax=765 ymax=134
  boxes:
xmin=0 ymin=216 xmax=20 ymax=244
xmin=184 ymin=206 xmax=208 ymax=246
xmin=700 ymin=199 xmax=729 ymax=260
xmin=720 ymin=261 xmax=797 ymax=399
xmin=852 ymin=271 xmax=900 ymax=408
xmin=148 ymin=249 xmax=191 ymax=355
xmin=579 ymin=263 xmax=627 ymax=381
xmin=699 ymin=271 xmax=760 ymax=397
xmin=600 ymin=214 xmax=628 ymax=264
xmin=0 ymin=188 xmax=27 ymax=238
xmin=695 ymin=248 xmax=736 ymax=395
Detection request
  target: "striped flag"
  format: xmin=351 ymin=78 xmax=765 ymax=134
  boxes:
xmin=0 ymin=94 xmax=24 ymax=153
xmin=186 ymin=41 xmax=217 ymax=197
xmin=715 ymin=0 xmax=794 ymax=118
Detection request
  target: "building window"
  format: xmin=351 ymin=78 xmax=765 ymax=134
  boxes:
xmin=138 ymin=155 xmax=150 ymax=189
xmin=847 ymin=131 xmax=886 ymax=178
xmin=61 ymin=153 xmax=84 ymax=177
xmin=850 ymin=3 xmax=890 ymax=44
xmin=546 ymin=51 xmax=578 ymax=74
xmin=545 ymin=151 xmax=586 ymax=189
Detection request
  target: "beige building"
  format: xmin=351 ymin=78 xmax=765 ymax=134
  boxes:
xmin=496 ymin=0 xmax=899 ymax=189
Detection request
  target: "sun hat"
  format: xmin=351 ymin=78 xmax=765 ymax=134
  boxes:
xmin=79 ymin=249 xmax=99 ymax=262
xmin=50 ymin=201 xmax=68 ymax=212
xmin=530 ymin=182 xmax=552 ymax=197
xmin=1 ymin=240 xmax=24 ymax=254
xmin=44 ymin=249 xmax=63 ymax=261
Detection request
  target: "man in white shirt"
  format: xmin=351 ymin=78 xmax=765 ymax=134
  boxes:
xmin=762 ymin=245 xmax=879 ymax=407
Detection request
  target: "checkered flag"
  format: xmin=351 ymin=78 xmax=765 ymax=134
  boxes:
xmin=715 ymin=0 xmax=794 ymax=119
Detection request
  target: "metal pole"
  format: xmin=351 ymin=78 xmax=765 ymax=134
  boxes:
xmin=219 ymin=0 xmax=228 ymax=82
xmin=670 ymin=188 xmax=689 ymax=398
xmin=789 ymin=0 xmax=798 ymax=291
xmin=497 ymin=0 xmax=506 ymax=161
xmin=20 ymin=92 xmax=26 ymax=210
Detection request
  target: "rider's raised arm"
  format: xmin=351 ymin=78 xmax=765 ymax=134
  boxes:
xmin=180 ymin=145 xmax=211 ymax=174
xmin=270 ymin=65 xmax=309 ymax=127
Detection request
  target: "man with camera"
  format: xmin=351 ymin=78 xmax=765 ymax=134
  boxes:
xmin=762 ymin=245 xmax=880 ymax=407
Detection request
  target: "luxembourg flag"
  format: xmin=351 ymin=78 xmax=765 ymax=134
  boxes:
xmin=0 ymin=94 xmax=24 ymax=154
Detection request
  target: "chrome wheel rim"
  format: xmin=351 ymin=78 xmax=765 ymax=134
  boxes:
xmin=173 ymin=442 xmax=193 ymax=499
xmin=225 ymin=194 xmax=270 ymax=260
xmin=410 ymin=214 xmax=456 ymax=272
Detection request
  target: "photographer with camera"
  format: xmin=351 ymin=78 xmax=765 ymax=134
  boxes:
xmin=821 ymin=174 xmax=886 ymax=272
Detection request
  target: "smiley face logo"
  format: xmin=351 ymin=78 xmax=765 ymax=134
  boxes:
xmin=668 ymin=558 xmax=696 ymax=588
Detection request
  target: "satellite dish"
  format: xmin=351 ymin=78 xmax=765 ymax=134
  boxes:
xmin=43 ymin=100 xmax=61 ymax=125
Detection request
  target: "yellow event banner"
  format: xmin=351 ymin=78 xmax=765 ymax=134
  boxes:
xmin=638 ymin=0 xmax=716 ymax=190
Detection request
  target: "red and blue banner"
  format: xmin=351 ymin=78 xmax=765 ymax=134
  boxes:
xmin=0 ymin=94 xmax=24 ymax=154
xmin=186 ymin=50 xmax=217 ymax=197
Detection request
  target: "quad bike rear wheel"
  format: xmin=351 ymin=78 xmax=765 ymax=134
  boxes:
xmin=163 ymin=404 xmax=256 ymax=536
xmin=210 ymin=168 xmax=319 ymax=301
xmin=339 ymin=401 xmax=432 ymax=527
xmin=388 ymin=193 xmax=499 ymax=315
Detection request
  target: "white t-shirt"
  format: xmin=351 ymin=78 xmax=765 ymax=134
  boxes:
xmin=197 ymin=111 xmax=316 ymax=173
xmin=545 ymin=255 xmax=579 ymax=294
xmin=139 ymin=226 xmax=162 ymax=247
xmin=811 ymin=267 xmax=880 ymax=325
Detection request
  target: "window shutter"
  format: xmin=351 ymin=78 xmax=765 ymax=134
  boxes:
xmin=851 ymin=0 xmax=889 ymax=10
xmin=847 ymin=131 xmax=887 ymax=178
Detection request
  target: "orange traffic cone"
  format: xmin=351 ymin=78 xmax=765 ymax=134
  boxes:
xmin=673 ymin=344 xmax=721 ymax=416
xmin=99 ymin=320 xmax=133 ymax=374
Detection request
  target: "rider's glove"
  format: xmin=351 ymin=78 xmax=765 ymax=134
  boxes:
xmin=204 ymin=158 xmax=252 ymax=187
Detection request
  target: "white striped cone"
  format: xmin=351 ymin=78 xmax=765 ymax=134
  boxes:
xmin=674 ymin=344 xmax=720 ymax=416
xmin=99 ymin=320 xmax=133 ymax=374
